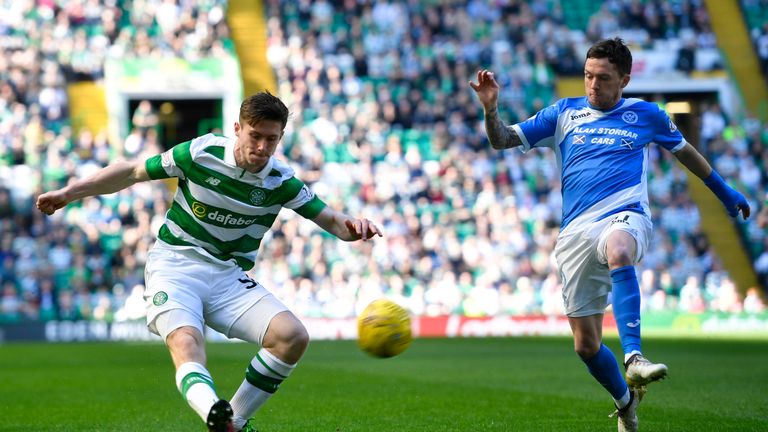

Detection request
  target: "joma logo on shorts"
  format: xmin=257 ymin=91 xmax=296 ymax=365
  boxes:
xmin=611 ymin=215 xmax=630 ymax=225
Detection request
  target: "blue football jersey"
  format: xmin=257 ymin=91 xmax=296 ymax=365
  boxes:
xmin=512 ymin=97 xmax=686 ymax=231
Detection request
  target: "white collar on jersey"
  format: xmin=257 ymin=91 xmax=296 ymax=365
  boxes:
xmin=225 ymin=136 xmax=274 ymax=179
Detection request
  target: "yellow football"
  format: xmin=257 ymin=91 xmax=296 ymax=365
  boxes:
xmin=356 ymin=299 xmax=412 ymax=358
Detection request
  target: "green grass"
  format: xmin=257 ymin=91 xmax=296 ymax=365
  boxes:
xmin=2 ymin=337 xmax=767 ymax=431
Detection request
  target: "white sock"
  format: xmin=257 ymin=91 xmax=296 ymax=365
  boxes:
xmin=176 ymin=362 xmax=220 ymax=421
xmin=231 ymin=349 xmax=295 ymax=429
xmin=615 ymin=388 xmax=631 ymax=409
xmin=624 ymin=350 xmax=642 ymax=364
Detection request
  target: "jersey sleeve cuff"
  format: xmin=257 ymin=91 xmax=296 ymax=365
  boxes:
xmin=668 ymin=139 xmax=687 ymax=153
xmin=145 ymin=154 xmax=171 ymax=179
xmin=295 ymin=196 xmax=327 ymax=219
xmin=511 ymin=124 xmax=532 ymax=153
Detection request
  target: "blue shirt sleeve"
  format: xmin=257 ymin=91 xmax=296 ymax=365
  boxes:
xmin=652 ymin=105 xmax=686 ymax=152
xmin=513 ymin=100 xmax=562 ymax=151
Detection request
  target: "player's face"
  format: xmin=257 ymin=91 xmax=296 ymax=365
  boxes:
xmin=234 ymin=119 xmax=283 ymax=172
xmin=584 ymin=57 xmax=630 ymax=110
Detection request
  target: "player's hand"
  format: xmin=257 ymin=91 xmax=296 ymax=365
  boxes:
xmin=344 ymin=218 xmax=383 ymax=241
xmin=726 ymin=188 xmax=751 ymax=220
xmin=469 ymin=69 xmax=500 ymax=112
xmin=713 ymin=184 xmax=750 ymax=219
xmin=704 ymin=170 xmax=750 ymax=220
xmin=36 ymin=190 xmax=69 ymax=215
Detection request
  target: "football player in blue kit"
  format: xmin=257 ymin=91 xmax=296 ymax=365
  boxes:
xmin=470 ymin=37 xmax=750 ymax=431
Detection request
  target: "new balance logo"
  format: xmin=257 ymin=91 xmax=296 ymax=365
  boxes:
xmin=205 ymin=176 xmax=221 ymax=186
xmin=626 ymin=319 xmax=641 ymax=328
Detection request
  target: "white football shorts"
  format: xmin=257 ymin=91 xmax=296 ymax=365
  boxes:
xmin=143 ymin=241 xmax=288 ymax=344
xmin=554 ymin=211 xmax=651 ymax=317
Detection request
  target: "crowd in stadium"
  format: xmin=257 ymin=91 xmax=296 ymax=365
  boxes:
xmin=1 ymin=0 xmax=766 ymax=324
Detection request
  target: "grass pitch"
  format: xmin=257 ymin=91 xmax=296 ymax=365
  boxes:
xmin=2 ymin=336 xmax=767 ymax=431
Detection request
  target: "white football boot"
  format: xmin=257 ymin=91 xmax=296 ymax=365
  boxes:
xmin=624 ymin=354 xmax=668 ymax=388
xmin=610 ymin=386 xmax=646 ymax=432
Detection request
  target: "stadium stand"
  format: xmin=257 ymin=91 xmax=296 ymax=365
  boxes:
xmin=743 ymin=0 xmax=768 ymax=76
xmin=0 ymin=0 xmax=765 ymax=324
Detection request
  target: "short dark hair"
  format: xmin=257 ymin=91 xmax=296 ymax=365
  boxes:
xmin=586 ymin=37 xmax=632 ymax=76
xmin=239 ymin=91 xmax=290 ymax=129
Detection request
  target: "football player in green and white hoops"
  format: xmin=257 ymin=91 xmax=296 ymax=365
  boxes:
xmin=37 ymin=92 xmax=383 ymax=432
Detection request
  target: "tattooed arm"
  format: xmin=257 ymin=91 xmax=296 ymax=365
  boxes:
xmin=484 ymin=106 xmax=524 ymax=150
xmin=470 ymin=69 xmax=523 ymax=150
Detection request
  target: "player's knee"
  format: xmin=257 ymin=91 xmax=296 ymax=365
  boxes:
xmin=166 ymin=326 xmax=205 ymax=362
xmin=264 ymin=317 xmax=309 ymax=363
xmin=605 ymin=233 xmax=637 ymax=269
xmin=167 ymin=326 xmax=202 ymax=347
xmin=574 ymin=340 xmax=600 ymax=359
xmin=606 ymin=247 xmax=634 ymax=269
xmin=297 ymin=327 xmax=310 ymax=353
xmin=284 ymin=321 xmax=309 ymax=353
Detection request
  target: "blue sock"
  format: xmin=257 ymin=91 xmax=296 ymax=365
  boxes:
xmin=611 ymin=265 xmax=642 ymax=356
xmin=582 ymin=344 xmax=628 ymax=401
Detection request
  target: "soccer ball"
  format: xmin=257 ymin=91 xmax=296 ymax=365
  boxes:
xmin=357 ymin=299 xmax=412 ymax=358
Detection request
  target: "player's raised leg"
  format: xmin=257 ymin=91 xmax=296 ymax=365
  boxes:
xmin=227 ymin=299 xmax=309 ymax=431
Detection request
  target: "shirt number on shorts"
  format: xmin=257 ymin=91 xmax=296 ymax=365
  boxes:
xmin=238 ymin=277 xmax=258 ymax=289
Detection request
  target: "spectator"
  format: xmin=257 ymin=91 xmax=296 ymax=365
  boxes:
xmin=743 ymin=287 xmax=766 ymax=313
xmin=753 ymin=22 xmax=768 ymax=75
xmin=675 ymin=37 xmax=696 ymax=74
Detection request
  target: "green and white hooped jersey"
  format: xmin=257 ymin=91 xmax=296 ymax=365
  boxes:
xmin=145 ymin=133 xmax=327 ymax=270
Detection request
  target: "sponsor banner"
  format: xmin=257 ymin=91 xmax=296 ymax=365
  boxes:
xmin=0 ymin=322 xmax=46 ymax=342
xmin=43 ymin=321 xmax=162 ymax=342
xmin=415 ymin=315 xmax=573 ymax=338
xmin=2 ymin=312 xmax=766 ymax=342
xmin=302 ymin=315 xmax=573 ymax=339
xmin=632 ymin=311 xmax=768 ymax=334
xmin=110 ymin=58 xmax=228 ymax=89
xmin=0 ymin=321 xmax=163 ymax=343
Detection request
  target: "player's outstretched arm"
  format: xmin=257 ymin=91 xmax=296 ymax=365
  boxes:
xmin=469 ymin=69 xmax=523 ymax=150
xmin=673 ymin=143 xmax=750 ymax=220
xmin=36 ymin=159 xmax=151 ymax=215
xmin=311 ymin=206 xmax=383 ymax=242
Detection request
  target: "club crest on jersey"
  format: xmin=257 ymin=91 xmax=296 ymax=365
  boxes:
xmin=249 ymin=188 xmax=266 ymax=205
xmin=669 ymin=119 xmax=678 ymax=132
xmin=621 ymin=111 xmax=638 ymax=124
